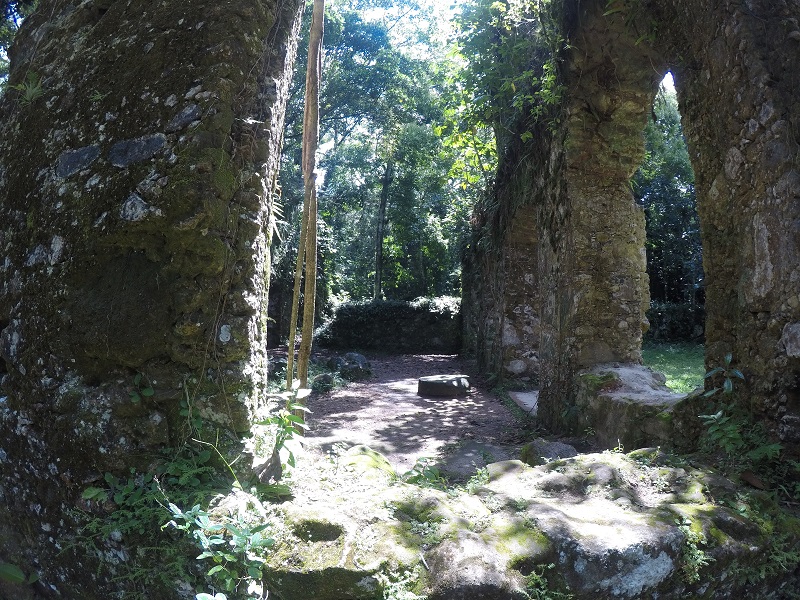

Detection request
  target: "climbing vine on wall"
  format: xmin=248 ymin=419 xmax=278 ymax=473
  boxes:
xmin=448 ymin=0 xmax=568 ymax=259
xmin=447 ymin=0 xmax=567 ymax=150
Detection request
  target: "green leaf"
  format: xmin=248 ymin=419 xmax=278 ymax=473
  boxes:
xmin=247 ymin=566 xmax=262 ymax=579
xmin=704 ymin=367 xmax=723 ymax=379
xmin=141 ymin=387 xmax=155 ymax=397
xmin=724 ymin=352 xmax=733 ymax=366
xmin=730 ymin=369 xmax=745 ymax=381
xmin=0 ymin=563 xmax=26 ymax=584
xmin=207 ymin=565 xmax=227 ymax=576
xmin=82 ymin=487 xmax=107 ymax=500
xmin=723 ymin=378 xmax=733 ymax=394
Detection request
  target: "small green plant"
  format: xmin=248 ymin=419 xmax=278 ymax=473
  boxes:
xmin=180 ymin=388 xmax=205 ymax=433
xmin=698 ymin=404 xmax=782 ymax=470
xmin=524 ymin=563 xmax=573 ymax=599
xmin=466 ymin=466 xmax=489 ymax=494
xmin=675 ymin=517 xmax=714 ymax=583
xmin=165 ymin=503 xmax=273 ymax=597
xmin=703 ymin=352 xmax=745 ymax=397
xmin=74 ymin=442 xmax=228 ymax=597
xmin=10 ymin=71 xmax=43 ymax=106
xmin=399 ymin=457 xmax=447 ymax=489
xmin=90 ymin=89 xmax=110 ymax=102
xmin=375 ymin=568 xmax=427 ymax=600
xmin=256 ymin=385 xmax=311 ymax=471
xmin=129 ymin=372 xmax=155 ymax=404
xmin=724 ymin=493 xmax=800 ymax=584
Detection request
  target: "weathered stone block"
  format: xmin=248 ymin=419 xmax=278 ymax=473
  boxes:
xmin=418 ymin=374 xmax=471 ymax=397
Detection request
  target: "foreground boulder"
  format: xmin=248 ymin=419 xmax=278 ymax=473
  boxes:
xmin=262 ymin=446 xmax=800 ymax=599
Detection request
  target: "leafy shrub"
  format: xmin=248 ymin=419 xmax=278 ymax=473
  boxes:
xmin=315 ymin=296 xmax=462 ymax=353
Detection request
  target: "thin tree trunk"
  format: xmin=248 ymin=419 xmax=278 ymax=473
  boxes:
xmin=374 ymin=162 xmax=392 ymax=300
xmin=286 ymin=196 xmax=309 ymax=390
xmin=295 ymin=0 xmax=324 ymax=389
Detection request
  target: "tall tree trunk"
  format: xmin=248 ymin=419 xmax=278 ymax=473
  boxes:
xmin=374 ymin=161 xmax=393 ymax=299
xmin=294 ymin=0 xmax=324 ymax=390
xmin=286 ymin=191 xmax=310 ymax=390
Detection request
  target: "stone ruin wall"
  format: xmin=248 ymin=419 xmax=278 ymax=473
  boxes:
xmin=462 ymin=114 xmax=564 ymax=383
xmin=0 ymin=0 xmax=303 ymax=595
xmin=656 ymin=0 xmax=800 ymax=448
xmin=464 ymin=0 xmax=800 ymax=449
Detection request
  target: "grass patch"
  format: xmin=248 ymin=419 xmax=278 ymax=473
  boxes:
xmin=642 ymin=342 xmax=704 ymax=394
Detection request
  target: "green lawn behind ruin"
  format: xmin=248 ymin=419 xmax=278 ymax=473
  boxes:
xmin=642 ymin=342 xmax=705 ymax=394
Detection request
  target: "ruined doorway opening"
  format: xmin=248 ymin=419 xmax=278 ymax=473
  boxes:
xmin=637 ymin=72 xmax=706 ymax=394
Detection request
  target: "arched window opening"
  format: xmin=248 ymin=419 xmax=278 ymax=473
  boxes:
xmin=638 ymin=72 xmax=705 ymax=393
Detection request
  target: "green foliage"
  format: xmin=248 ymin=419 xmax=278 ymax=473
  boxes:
xmin=698 ymin=404 xmax=783 ymax=472
xmin=465 ymin=466 xmax=489 ymax=494
xmin=0 ymin=561 xmax=38 ymax=585
xmin=702 ymin=352 xmax=745 ymax=397
xmin=449 ymin=0 xmax=566 ymax=145
xmin=641 ymin=342 xmax=704 ymax=394
xmin=74 ymin=443 xmax=229 ymax=597
xmin=0 ymin=0 xmax=36 ymax=82
xmin=675 ymin=517 xmax=714 ymax=583
xmin=129 ymin=372 xmax=155 ymax=405
xmin=273 ymin=3 xmax=473 ymax=327
xmin=256 ymin=384 xmax=310 ymax=470
xmin=315 ymin=296 xmax=461 ymax=352
xmin=633 ymin=84 xmax=702 ymax=306
xmin=724 ymin=493 xmax=800 ymax=584
xmin=166 ymin=503 xmax=273 ymax=596
xmin=398 ymin=457 xmax=447 ymax=489
xmin=9 ymin=69 xmax=42 ymax=104
xmin=180 ymin=388 xmax=205 ymax=435
xmin=375 ymin=568 xmax=427 ymax=600
xmin=773 ymin=459 xmax=800 ymax=503
xmin=524 ymin=563 xmax=573 ymax=599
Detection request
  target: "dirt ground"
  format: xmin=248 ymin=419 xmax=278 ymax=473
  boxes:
xmin=299 ymin=353 xmax=532 ymax=473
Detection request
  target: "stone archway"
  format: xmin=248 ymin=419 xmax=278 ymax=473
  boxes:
xmin=464 ymin=0 xmax=800 ymax=451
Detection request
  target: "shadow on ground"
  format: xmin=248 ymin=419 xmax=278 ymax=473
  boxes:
xmin=302 ymin=354 xmax=531 ymax=473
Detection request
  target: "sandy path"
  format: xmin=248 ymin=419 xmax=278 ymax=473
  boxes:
xmin=302 ymin=354 xmax=529 ymax=471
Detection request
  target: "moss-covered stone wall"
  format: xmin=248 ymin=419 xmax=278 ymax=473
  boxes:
xmin=0 ymin=0 xmax=303 ymax=595
xmin=464 ymin=0 xmax=800 ymax=449
xmin=653 ymin=0 xmax=800 ymax=450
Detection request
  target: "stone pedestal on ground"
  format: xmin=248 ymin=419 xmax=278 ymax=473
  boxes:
xmin=418 ymin=375 xmax=471 ymax=397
